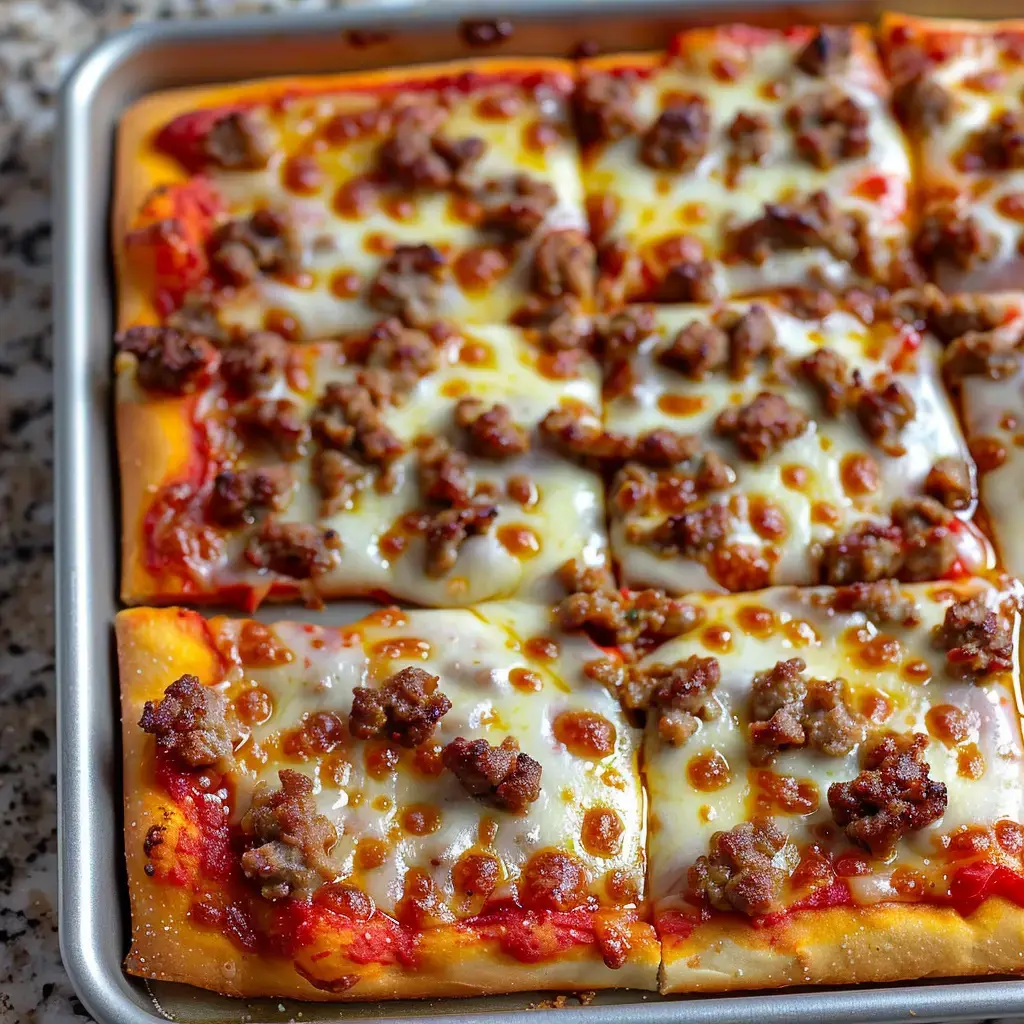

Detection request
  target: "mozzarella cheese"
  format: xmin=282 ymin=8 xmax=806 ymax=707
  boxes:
xmin=604 ymin=300 xmax=989 ymax=592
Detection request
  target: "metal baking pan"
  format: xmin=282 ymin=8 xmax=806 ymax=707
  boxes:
xmin=53 ymin=0 xmax=1024 ymax=1020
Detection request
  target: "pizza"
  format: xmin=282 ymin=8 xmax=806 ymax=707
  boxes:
xmin=881 ymin=15 xmax=1024 ymax=293
xmin=578 ymin=25 xmax=914 ymax=307
xmin=116 ymin=602 xmax=659 ymax=999
xmin=591 ymin=577 xmax=1024 ymax=991
xmin=569 ymin=295 xmax=990 ymax=594
xmin=116 ymin=319 xmax=607 ymax=608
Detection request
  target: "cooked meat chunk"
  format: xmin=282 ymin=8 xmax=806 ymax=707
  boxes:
xmin=828 ymin=732 xmax=947 ymax=855
xmin=116 ymin=325 xmax=219 ymax=396
xmin=368 ymin=243 xmax=447 ymax=327
xmin=313 ymin=449 xmax=368 ymax=515
xmin=819 ymin=521 xmax=903 ymax=586
xmin=933 ymin=595 xmax=1013 ymax=680
xmin=240 ymin=770 xmax=337 ymax=901
xmin=961 ymin=111 xmax=1024 ymax=172
xmin=659 ymin=321 xmax=728 ymax=379
xmin=311 ymin=379 xmax=406 ymax=479
xmin=892 ymin=497 xmax=960 ymax=581
xmin=244 ymin=519 xmax=341 ymax=579
xmin=689 ymin=818 xmax=788 ymax=916
xmin=139 ymin=674 xmax=235 ymax=767
xmin=442 ymin=735 xmax=542 ymax=812
xmin=924 ymin=456 xmax=972 ymax=511
xmin=639 ymin=97 xmax=711 ymax=172
xmin=787 ymin=89 xmax=870 ymax=170
xmin=532 ymin=230 xmax=596 ymax=301
xmin=915 ymin=209 xmax=999 ymax=274
xmin=209 ymin=209 xmax=300 ymax=287
xmin=855 ymin=380 xmax=916 ymax=446
xmin=632 ymin=428 xmax=703 ymax=468
xmin=627 ymin=655 xmax=721 ymax=745
xmin=519 ymin=295 xmax=592 ymax=354
xmin=165 ymin=295 xmax=229 ymax=344
xmin=799 ymin=347 xmax=851 ymax=415
xmin=832 ymin=580 xmax=920 ymax=627
xmin=203 ymin=110 xmax=273 ymax=170
xmin=914 ymin=288 xmax=1003 ymax=343
xmin=417 ymin=437 xmax=474 ymax=506
xmin=234 ymin=397 xmax=311 ymax=460
xmin=893 ymin=76 xmax=953 ymax=133
xmin=594 ymin=306 xmax=657 ymax=364
xmin=207 ymin=465 xmax=293 ymax=526
xmin=364 ymin=319 xmax=440 ymax=386
xmin=657 ymin=257 xmax=718 ymax=303
xmin=349 ymin=666 xmax=452 ymax=747
xmin=943 ymin=330 xmax=1021 ymax=381
xmin=378 ymin=121 xmax=486 ymax=190
xmin=795 ymin=26 xmax=852 ymax=76
xmin=538 ymin=407 xmax=633 ymax=468
xmin=727 ymin=110 xmax=772 ymax=169
xmin=220 ymin=331 xmax=289 ymax=397
xmin=715 ymin=392 xmax=808 ymax=461
xmin=555 ymin=557 xmax=616 ymax=596
xmin=474 ymin=174 xmax=557 ymax=240
xmin=575 ymin=73 xmax=640 ymax=147
xmin=642 ymin=502 xmax=732 ymax=558
xmin=721 ymin=305 xmax=778 ymax=380
xmin=423 ymin=504 xmax=498 ymax=577
xmin=731 ymin=191 xmax=860 ymax=265
xmin=455 ymin=398 xmax=530 ymax=459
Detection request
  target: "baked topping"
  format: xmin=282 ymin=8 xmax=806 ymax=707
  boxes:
xmin=854 ymin=380 xmax=916 ymax=447
xmin=117 ymin=326 xmax=220 ymax=396
xmin=960 ymin=111 xmax=1024 ymax=172
xmin=220 ymin=332 xmax=289 ymax=397
xmin=627 ymin=655 xmax=722 ymax=745
xmin=139 ymin=674 xmax=235 ymax=768
xmin=424 ymin=504 xmax=499 ymax=577
xmin=915 ymin=209 xmax=998 ymax=274
xmin=786 ymin=89 xmax=869 ymax=170
xmin=209 ymin=209 xmax=300 ymax=287
xmin=943 ymin=330 xmax=1021 ymax=381
xmin=233 ymin=397 xmax=311 ymax=460
xmin=532 ymin=229 xmax=596 ymax=302
xmin=368 ymin=243 xmax=447 ymax=327
xmin=639 ymin=97 xmax=711 ymax=172
xmin=892 ymin=76 xmax=953 ymax=133
xmin=442 ymin=735 xmax=542 ymax=812
xmin=831 ymin=581 xmax=920 ymax=627
xmin=377 ymin=121 xmax=486 ymax=191
xmin=201 ymin=110 xmax=273 ymax=171
xmin=714 ymin=392 xmax=808 ymax=461
xmin=474 ymin=174 xmax=557 ymax=239
xmin=454 ymin=398 xmax=530 ymax=459
xmin=924 ymin=456 xmax=972 ymax=511
xmin=795 ymin=26 xmax=852 ymax=77
xmin=349 ymin=666 xmax=452 ymax=747
xmin=244 ymin=519 xmax=341 ymax=579
xmin=932 ymin=595 xmax=1013 ymax=680
xmin=575 ymin=74 xmax=639 ymax=147
xmin=207 ymin=466 xmax=294 ymax=526
xmin=727 ymin=110 xmax=773 ymax=170
xmin=827 ymin=732 xmax=947 ymax=855
xmin=799 ymin=347 xmax=850 ymax=416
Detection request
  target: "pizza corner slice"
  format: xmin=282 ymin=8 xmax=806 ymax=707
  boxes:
xmin=577 ymin=24 xmax=913 ymax=307
xmin=115 ymin=602 xmax=658 ymax=1000
xmin=115 ymin=318 xmax=607 ymax=609
xmin=114 ymin=57 xmax=591 ymax=341
xmin=880 ymin=13 xmax=1024 ymax=293
xmin=600 ymin=578 xmax=1024 ymax=993
xmin=567 ymin=295 xmax=992 ymax=594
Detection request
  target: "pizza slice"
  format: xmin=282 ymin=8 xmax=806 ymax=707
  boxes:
xmin=116 ymin=318 xmax=606 ymax=609
xmin=115 ymin=58 xmax=590 ymax=340
xmin=595 ymin=578 xmax=1024 ymax=992
xmin=577 ymin=25 xmax=914 ymax=307
xmin=881 ymin=14 xmax=1024 ymax=292
xmin=116 ymin=602 xmax=658 ymax=1000
xmin=558 ymin=295 xmax=990 ymax=594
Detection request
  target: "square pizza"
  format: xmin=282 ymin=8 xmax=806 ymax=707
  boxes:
xmin=578 ymin=25 xmax=914 ymax=307
xmin=116 ymin=318 xmax=607 ymax=608
xmin=115 ymin=602 xmax=658 ymax=1000
xmin=602 ymin=578 xmax=1024 ymax=993
xmin=881 ymin=14 xmax=1024 ymax=292
xmin=570 ymin=296 xmax=992 ymax=593
xmin=115 ymin=58 xmax=592 ymax=342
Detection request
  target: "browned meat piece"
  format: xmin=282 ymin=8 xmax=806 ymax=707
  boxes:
xmin=139 ymin=674 xmax=235 ymax=767
xmin=799 ymin=347 xmax=851 ymax=415
xmin=855 ymin=380 xmax=916 ymax=446
xmin=311 ymin=379 xmax=406 ymax=478
xmin=892 ymin=497 xmax=959 ymax=581
xmin=715 ymin=392 xmax=808 ymax=461
xmin=455 ymin=398 xmax=530 ymax=460
xmin=627 ymin=655 xmax=721 ymax=745
xmin=943 ymin=331 xmax=1021 ymax=381
xmin=442 ymin=735 xmax=542 ymax=812
xmin=917 ymin=288 xmax=1002 ymax=343
xmin=209 ymin=209 xmax=300 ymax=287
xmin=116 ymin=325 xmax=220 ymax=396
xmin=658 ymin=321 xmax=728 ymax=379
xmin=368 ymin=243 xmax=447 ymax=327
xmin=642 ymin=503 xmax=732 ymax=558
xmin=313 ymin=449 xmax=368 ymax=515
xmin=795 ymin=26 xmax=852 ymax=76
xmin=244 ymin=519 xmax=341 ymax=579
xmin=378 ymin=121 xmax=486 ymax=190
xmin=689 ymin=818 xmax=788 ymax=916
xmin=832 ymin=580 xmax=920 ymax=627
xmin=961 ymin=111 xmax=1024 ymax=171
xmin=819 ymin=521 xmax=903 ymax=585
xmin=424 ymin=504 xmax=498 ymax=576
xmin=538 ymin=406 xmax=634 ymax=467
xmin=787 ymin=89 xmax=870 ymax=170
xmin=727 ymin=110 xmax=772 ymax=168
xmin=207 ymin=465 xmax=294 ymax=526
xmin=417 ymin=437 xmax=474 ymax=506
xmin=924 ymin=456 xmax=973 ymax=511
xmin=234 ymin=397 xmax=311 ymax=460
xmin=165 ymin=294 xmax=229 ymax=343
xmin=933 ymin=595 xmax=1013 ymax=680
xmin=633 ymin=428 xmax=703 ymax=468
xmin=893 ymin=76 xmax=954 ymax=133
xmin=240 ymin=770 xmax=337 ymax=900
xmin=639 ymin=97 xmax=711 ymax=172
xmin=532 ymin=230 xmax=596 ymax=301
xmin=518 ymin=295 xmax=592 ymax=354
xmin=828 ymin=732 xmax=947 ymax=855
xmin=731 ymin=191 xmax=860 ymax=265
xmin=349 ymin=666 xmax=452 ymax=747
xmin=204 ymin=111 xmax=273 ymax=170
xmin=475 ymin=174 xmax=557 ymax=239
xmin=722 ymin=305 xmax=778 ymax=380
xmin=657 ymin=257 xmax=718 ymax=303
xmin=220 ymin=331 xmax=289 ymax=397
xmin=915 ymin=209 xmax=998 ymax=274
xmin=554 ymin=557 xmax=616 ymax=595
xmin=575 ymin=73 xmax=640 ymax=147
xmin=594 ymin=306 xmax=657 ymax=363
xmin=802 ymin=677 xmax=864 ymax=756
xmin=364 ymin=319 xmax=440 ymax=385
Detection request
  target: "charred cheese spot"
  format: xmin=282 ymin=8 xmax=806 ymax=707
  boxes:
xmin=281 ymin=711 xmax=345 ymax=758
xmin=855 ymin=633 xmax=903 ymax=669
xmin=330 ymin=269 xmax=363 ymax=298
xmin=478 ymin=816 xmax=498 ymax=847
xmin=996 ymin=820 xmax=1024 ymax=854
xmin=701 ymin=625 xmax=733 ymax=653
xmin=781 ymin=464 xmax=810 ymax=491
xmin=313 ymin=882 xmax=375 ymax=921
xmin=355 ymin=838 xmax=389 ymax=870
xmin=234 ymin=686 xmax=273 ymax=726
xmin=371 ymin=637 xmax=432 ymax=661
xmin=364 ymin=741 xmax=400 ymax=779
xmin=402 ymin=804 xmax=443 ymax=835
xmin=581 ymin=807 xmax=626 ymax=857
xmin=958 ymin=742 xmax=986 ymax=780
xmin=235 ymin=621 xmax=294 ymax=666
xmin=926 ymin=703 xmax=974 ymax=746
xmin=749 ymin=497 xmax=788 ymax=541
xmin=901 ymin=659 xmax=932 ymax=685
xmin=509 ymin=667 xmax=543 ymax=692
xmin=519 ymin=849 xmax=590 ymax=912
xmin=604 ymin=867 xmax=639 ymax=904
xmin=840 ymin=452 xmax=880 ymax=496
xmin=736 ymin=605 xmax=777 ymax=638
xmin=751 ymin=770 xmax=819 ymax=815
xmin=282 ymin=154 xmax=324 ymax=195
xmin=452 ymin=852 xmax=500 ymax=906
xmin=412 ymin=743 xmax=444 ymax=777
xmin=497 ymin=524 xmax=542 ymax=559
xmin=553 ymin=710 xmax=617 ymax=759
xmin=686 ymin=749 xmax=731 ymax=792
xmin=858 ymin=690 xmax=893 ymax=724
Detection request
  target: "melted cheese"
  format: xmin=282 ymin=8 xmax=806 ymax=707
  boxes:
xmin=606 ymin=301 xmax=987 ymax=592
xmin=583 ymin=32 xmax=911 ymax=297
xmin=643 ymin=579 xmax=1024 ymax=913
xmin=212 ymin=601 xmax=646 ymax=916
